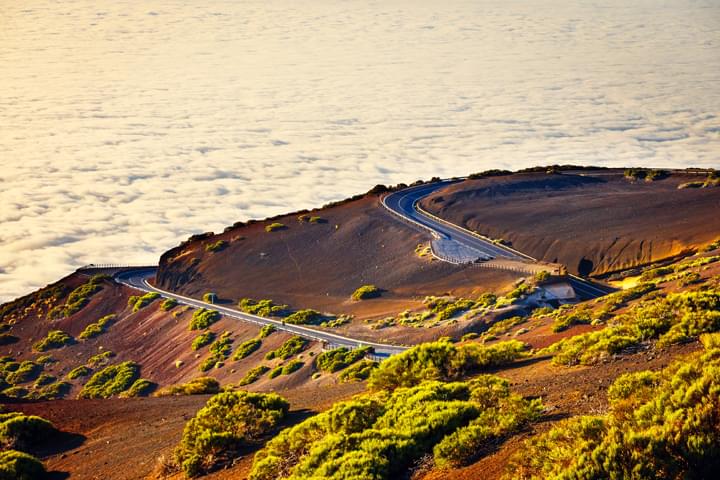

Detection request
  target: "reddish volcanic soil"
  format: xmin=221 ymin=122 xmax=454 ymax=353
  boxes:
xmin=420 ymin=171 xmax=720 ymax=276
xmin=156 ymin=193 xmax=523 ymax=324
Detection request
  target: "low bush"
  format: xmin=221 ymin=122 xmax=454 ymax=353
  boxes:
xmin=189 ymin=308 xmax=221 ymax=330
xmin=368 ymin=340 xmax=527 ymax=391
xmin=47 ymin=275 xmax=106 ymax=320
xmin=285 ymin=309 xmax=321 ymax=325
xmin=33 ymin=373 xmax=55 ymax=387
xmin=351 ymin=285 xmax=381 ymax=301
xmin=191 ymin=332 xmax=215 ymax=351
xmin=265 ymin=336 xmax=308 ymax=360
xmin=0 ymin=412 xmax=56 ymax=450
xmin=155 ymin=377 xmax=221 ymax=397
xmin=268 ymin=360 xmax=303 ymax=379
xmin=0 ymin=450 xmax=46 ymax=480
xmin=265 ymin=222 xmax=286 ymax=232
xmin=128 ymin=292 xmax=160 ymax=312
xmin=258 ymin=325 xmax=276 ymax=338
xmin=238 ymin=299 xmax=287 ymax=317
xmin=79 ymin=314 xmax=116 ymax=340
xmin=204 ymin=240 xmax=228 ymax=253
xmin=506 ymin=340 xmax=720 ymax=479
xmin=233 ymin=339 xmax=261 ymax=360
xmin=33 ymin=381 xmax=71 ymax=400
xmin=88 ymin=350 xmax=116 ymax=367
xmin=78 ymin=361 xmax=139 ymax=399
xmin=67 ymin=365 xmax=91 ymax=380
xmin=171 ymin=391 xmax=289 ymax=477
xmin=161 ymin=298 xmax=178 ymax=311
xmin=119 ymin=378 xmax=156 ymax=398
xmin=338 ymin=359 xmax=378 ymax=383
xmin=238 ymin=366 xmax=270 ymax=386
xmin=33 ymin=330 xmax=73 ymax=352
xmin=4 ymin=361 xmax=41 ymax=385
xmin=199 ymin=332 xmax=233 ymax=372
xmin=316 ymin=347 xmax=371 ymax=373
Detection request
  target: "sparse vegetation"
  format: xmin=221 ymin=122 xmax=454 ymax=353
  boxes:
xmin=204 ymin=240 xmax=228 ymax=253
xmin=46 ymin=275 xmax=107 ymax=320
xmin=189 ymin=308 xmax=221 ymax=330
xmin=506 ymin=338 xmax=720 ymax=479
xmin=79 ymin=314 xmax=116 ymax=340
xmin=88 ymin=350 xmax=116 ymax=367
xmin=191 ymin=331 xmax=215 ymax=351
xmin=316 ymin=347 xmax=371 ymax=373
xmin=265 ymin=222 xmax=286 ymax=232
xmin=199 ymin=332 xmax=233 ymax=372
xmin=78 ymin=361 xmax=139 ymax=399
xmin=233 ymin=338 xmax=261 ymax=360
xmin=238 ymin=298 xmax=287 ymax=317
xmin=128 ymin=292 xmax=160 ymax=312
xmin=351 ymin=284 xmax=381 ymax=301
xmin=155 ymin=377 xmax=220 ymax=397
xmin=170 ymin=391 xmax=289 ymax=477
xmin=33 ymin=330 xmax=73 ymax=352
xmin=238 ymin=366 xmax=271 ymax=386
xmin=265 ymin=336 xmax=308 ymax=360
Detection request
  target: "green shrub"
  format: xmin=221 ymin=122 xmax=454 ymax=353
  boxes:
xmin=128 ymin=292 xmax=160 ymax=312
xmin=67 ymin=365 xmax=91 ymax=380
xmin=88 ymin=350 xmax=116 ymax=367
xmin=33 ymin=373 xmax=55 ymax=387
xmin=259 ymin=325 xmax=276 ymax=338
xmin=161 ymin=298 xmax=178 ymax=311
xmin=0 ymin=450 xmax=46 ymax=480
xmin=172 ymin=391 xmax=289 ymax=477
xmin=119 ymin=378 xmax=156 ymax=398
xmin=191 ymin=332 xmax=215 ymax=351
xmin=0 ymin=413 xmax=56 ymax=450
xmin=351 ymin=285 xmax=381 ymax=301
xmin=238 ymin=299 xmax=287 ymax=317
xmin=268 ymin=366 xmax=283 ymax=379
xmin=368 ymin=340 xmax=527 ymax=391
xmin=155 ymin=377 xmax=221 ymax=397
xmin=34 ymin=381 xmax=70 ymax=400
xmin=338 ymin=359 xmax=378 ymax=383
xmin=238 ymin=366 xmax=270 ymax=386
xmin=1 ymin=387 xmax=28 ymax=399
xmin=265 ymin=336 xmax=308 ymax=360
xmin=4 ymin=361 xmax=41 ymax=385
xmin=47 ymin=275 xmax=106 ymax=320
xmin=33 ymin=330 xmax=73 ymax=352
xmin=199 ymin=333 xmax=234 ymax=372
xmin=233 ymin=339 xmax=261 ymax=360
xmin=78 ymin=361 xmax=139 ymax=398
xmin=79 ymin=314 xmax=116 ymax=340
xmin=204 ymin=240 xmax=228 ymax=253
xmin=189 ymin=308 xmax=221 ymax=330
xmin=285 ymin=309 xmax=322 ymax=325
xmin=316 ymin=347 xmax=371 ymax=373
xmin=506 ymin=341 xmax=720 ymax=479
xmin=275 ymin=360 xmax=303 ymax=377
xmin=265 ymin=222 xmax=286 ymax=232
xmin=249 ymin=378 xmax=540 ymax=480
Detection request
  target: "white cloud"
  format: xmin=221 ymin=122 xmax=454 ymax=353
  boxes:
xmin=0 ymin=0 xmax=718 ymax=301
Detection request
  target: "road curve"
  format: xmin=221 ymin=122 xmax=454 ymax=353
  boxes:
xmin=114 ymin=268 xmax=407 ymax=358
xmin=382 ymin=181 xmax=614 ymax=300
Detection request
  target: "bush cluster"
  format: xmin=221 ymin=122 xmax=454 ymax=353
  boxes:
xmin=119 ymin=378 xmax=156 ymax=398
xmin=368 ymin=340 xmax=527 ymax=391
xmin=171 ymin=391 xmax=289 ymax=477
xmin=199 ymin=332 xmax=233 ymax=372
xmin=268 ymin=360 xmax=303 ymax=379
xmin=155 ymin=377 xmax=220 ymax=397
xmin=233 ymin=338 xmax=261 ymax=360
xmin=79 ymin=314 xmax=116 ymax=340
xmin=285 ymin=309 xmax=321 ymax=325
xmin=32 ymin=330 xmax=73 ymax=352
xmin=78 ymin=361 xmax=139 ymax=398
xmin=191 ymin=332 xmax=215 ymax=351
xmin=189 ymin=308 xmax=221 ymax=330
xmin=338 ymin=359 xmax=378 ymax=383
xmin=265 ymin=336 xmax=308 ymax=360
xmin=88 ymin=350 xmax=116 ymax=367
xmin=250 ymin=377 xmax=540 ymax=480
xmin=128 ymin=292 xmax=160 ymax=312
xmin=506 ymin=337 xmax=720 ymax=479
xmin=238 ymin=299 xmax=287 ymax=317
xmin=351 ymin=285 xmax=381 ymax=301
xmin=238 ymin=366 xmax=271 ymax=386
xmin=0 ymin=412 xmax=56 ymax=451
xmin=67 ymin=365 xmax=91 ymax=380
xmin=315 ymin=347 xmax=371 ymax=373
xmin=46 ymin=275 xmax=107 ymax=320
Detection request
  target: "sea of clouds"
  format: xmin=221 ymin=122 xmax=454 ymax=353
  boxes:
xmin=0 ymin=0 xmax=718 ymax=301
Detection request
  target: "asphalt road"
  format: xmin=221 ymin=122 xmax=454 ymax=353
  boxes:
xmin=114 ymin=268 xmax=407 ymax=358
xmin=382 ymin=181 xmax=613 ymax=300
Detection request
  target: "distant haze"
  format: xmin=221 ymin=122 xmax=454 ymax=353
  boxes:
xmin=0 ymin=0 xmax=718 ymax=301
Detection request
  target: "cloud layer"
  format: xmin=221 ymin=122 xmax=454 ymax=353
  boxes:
xmin=1 ymin=0 xmax=719 ymax=301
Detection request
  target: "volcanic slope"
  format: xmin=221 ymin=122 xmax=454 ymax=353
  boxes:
xmin=420 ymin=170 xmax=720 ymax=277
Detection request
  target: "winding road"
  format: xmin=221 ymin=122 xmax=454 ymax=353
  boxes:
xmin=112 ymin=180 xmax=612 ymax=358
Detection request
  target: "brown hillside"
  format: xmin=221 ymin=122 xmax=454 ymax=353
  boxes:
xmin=420 ymin=170 xmax=720 ymax=276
